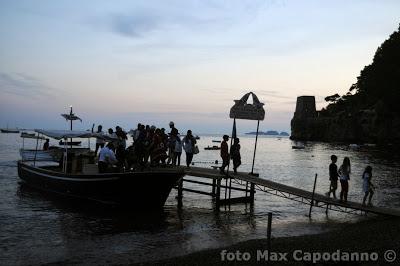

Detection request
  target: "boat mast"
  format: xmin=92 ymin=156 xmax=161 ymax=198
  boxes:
xmin=69 ymin=106 xmax=73 ymax=149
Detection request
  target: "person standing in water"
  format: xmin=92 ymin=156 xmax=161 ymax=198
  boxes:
xmin=362 ymin=166 xmax=375 ymax=206
xmin=326 ymin=155 xmax=339 ymax=199
xmin=338 ymin=157 xmax=351 ymax=203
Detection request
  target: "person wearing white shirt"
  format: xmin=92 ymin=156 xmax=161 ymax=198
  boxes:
xmin=98 ymin=143 xmax=117 ymax=173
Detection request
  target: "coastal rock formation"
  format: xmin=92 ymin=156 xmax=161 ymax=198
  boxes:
xmin=290 ymin=96 xmax=387 ymax=143
xmin=291 ymin=24 xmax=400 ymax=145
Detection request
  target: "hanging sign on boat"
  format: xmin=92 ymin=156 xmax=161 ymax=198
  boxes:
xmin=229 ymin=92 xmax=265 ymax=120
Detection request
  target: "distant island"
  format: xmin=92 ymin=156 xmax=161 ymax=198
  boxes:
xmin=245 ymin=131 xmax=289 ymax=136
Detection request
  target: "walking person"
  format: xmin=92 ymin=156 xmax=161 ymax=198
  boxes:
xmin=326 ymin=155 xmax=339 ymax=199
xmin=338 ymin=157 xmax=351 ymax=203
xmin=182 ymin=130 xmax=196 ymax=167
xmin=230 ymin=138 xmax=241 ymax=174
xmin=219 ymin=135 xmax=230 ymax=174
xmin=362 ymin=166 xmax=375 ymax=206
xmin=94 ymin=125 xmax=106 ymax=155
xmin=174 ymin=134 xmax=182 ymax=166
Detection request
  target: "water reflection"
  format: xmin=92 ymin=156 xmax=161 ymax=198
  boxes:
xmin=1 ymin=133 xmax=400 ymax=264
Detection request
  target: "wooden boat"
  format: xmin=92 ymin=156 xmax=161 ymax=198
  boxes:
xmin=18 ymin=129 xmax=184 ymax=209
xmin=204 ymin=145 xmax=221 ymax=150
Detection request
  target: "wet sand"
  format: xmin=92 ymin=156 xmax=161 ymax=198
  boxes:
xmin=132 ymin=217 xmax=400 ymax=265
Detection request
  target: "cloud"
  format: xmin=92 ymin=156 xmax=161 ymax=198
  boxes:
xmin=256 ymin=90 xmax=295 ymax=100
xmin=104 ymin=10 xmax=220 ymax=38
xmin=96 ymin=1 xmax=270 ymax=39
xmin=109 ymin=13 xmax=161 ymax=37
xmin=0 ymin=72 xmax=58 ymax=98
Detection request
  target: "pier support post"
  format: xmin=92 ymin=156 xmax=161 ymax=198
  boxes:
xmin=177 ymin=178 xmax=183 ymax=208
xmin=212 ymin=178 xmax=216 ymax=197
xmin=216 ymin=178 xmax=221 ymax=208
xmin=249 ymin=182 xmax=255 ymax=205
xmin=308 ymin=173 xmax=318 ymax=218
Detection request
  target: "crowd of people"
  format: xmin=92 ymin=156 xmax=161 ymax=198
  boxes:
xmin=326 ymin=155 xmax=375 ymax=206
xmin=96 ymin=121 xmax=197 ymax=173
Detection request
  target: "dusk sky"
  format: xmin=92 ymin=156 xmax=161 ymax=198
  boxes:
xmin=1 ymin=1 xmax=399 ymax=134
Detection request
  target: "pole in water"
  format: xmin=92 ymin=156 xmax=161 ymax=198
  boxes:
xmin=308 ymin=173 xmax=318 ymax=218
xmin=69 ymin=105 xmax=73 ymax=149
xmin=251 ymin=120 xmax=260 ymax=175
xmin=267 ymin=212 xmax=272 ymax=251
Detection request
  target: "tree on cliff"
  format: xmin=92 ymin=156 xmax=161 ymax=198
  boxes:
xmin=323 ymin=24 xmax=400 ymax=116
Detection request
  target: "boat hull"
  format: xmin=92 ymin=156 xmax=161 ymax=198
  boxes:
xmin=17 ymin=161 xmax=184 ymax=209
xmin=1 ymin=129 xmax=20 ymax=133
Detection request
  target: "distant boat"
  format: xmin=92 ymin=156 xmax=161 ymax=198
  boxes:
xmin=20 ymin=132 xmax=35 ymax=137
xmin=1 ymin=128 xmax=20 ymax=133
xmin=204 ymin=145 xmax=220 ymax=150
xmin=59 ymin=140 xmax=82 ymax=146
xmin=20 ymin=132 xmax=46 ymax=140
xmin=212 ymin=140 xmax=221 ymax=143
xmin=292 ymin=144 xmax=305 ymax=149
xmin=349 ymin=144 xmax=360 ymax=149
xmin=1 ymin=123 xmax=20 ymax=133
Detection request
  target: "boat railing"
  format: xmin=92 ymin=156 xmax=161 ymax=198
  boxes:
xmin=20 ymin=149 xmax=63 ymax=162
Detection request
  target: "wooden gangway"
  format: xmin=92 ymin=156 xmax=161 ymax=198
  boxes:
xmin=180 ymin=166 xmax=400 ymax=217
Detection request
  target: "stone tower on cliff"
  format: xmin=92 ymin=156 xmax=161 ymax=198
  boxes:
xmin=293 ymin=96 xmax=317 ymax=119
xmin=290 ymin=96 xmax=318 ymax=140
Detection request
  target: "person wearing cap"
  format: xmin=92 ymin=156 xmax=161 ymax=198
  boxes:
xmin=220 ymin=135 xmax=230 ymax=174
xmin=167 ymin=121 xmax=178 ymax=164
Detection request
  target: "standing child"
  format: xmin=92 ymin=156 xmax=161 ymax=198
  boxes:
xmin=326 ymin=155 xmax=338 ymax=199
xmin=338 ymin=157 xmax=351 ymax=203
xmin=362 ymin=166 xmax=375 ymax=206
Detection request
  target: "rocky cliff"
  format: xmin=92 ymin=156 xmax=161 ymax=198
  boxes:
xmin=291 ymin=24 xmax=400 ymax=145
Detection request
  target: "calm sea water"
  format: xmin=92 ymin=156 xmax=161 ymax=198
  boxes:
xmin=1 ymin=133 xmax=399 ymax=265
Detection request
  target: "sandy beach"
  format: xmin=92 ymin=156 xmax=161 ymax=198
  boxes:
xmin=133 ymin=217 xmax=400 ymax=265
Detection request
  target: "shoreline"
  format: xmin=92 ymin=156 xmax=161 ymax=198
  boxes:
xmin=131 ymin=216 xmax=400 ymax=265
